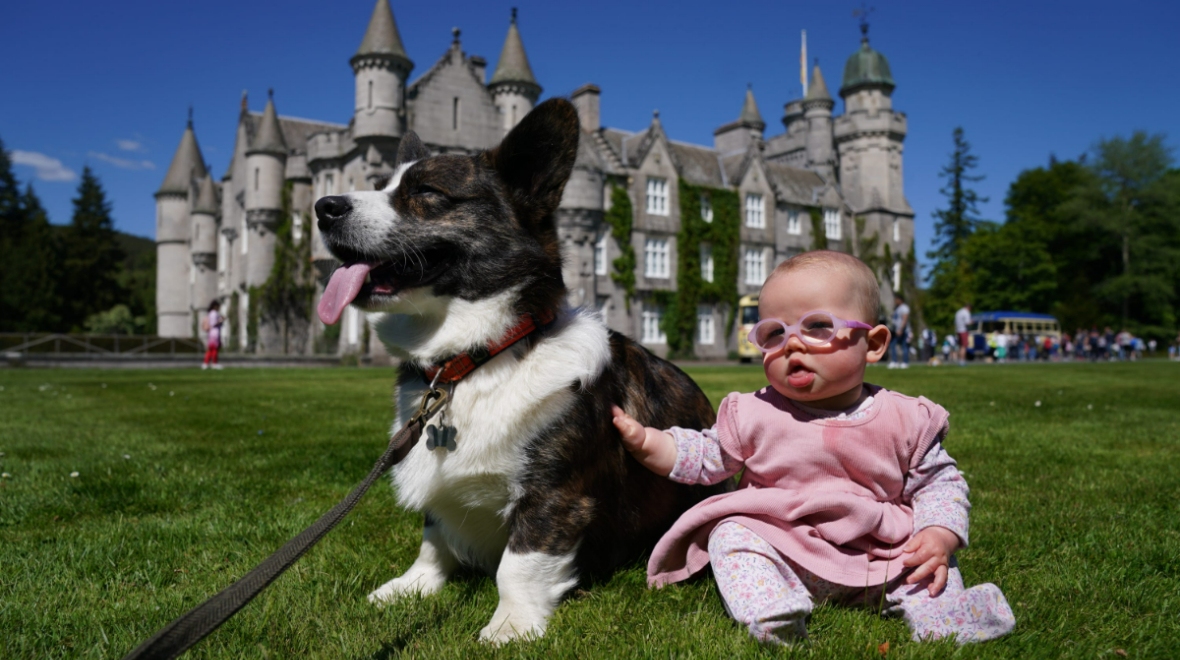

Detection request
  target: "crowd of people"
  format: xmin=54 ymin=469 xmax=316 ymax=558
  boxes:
xmin=928 ymin=313 xmax=1177 ymax=365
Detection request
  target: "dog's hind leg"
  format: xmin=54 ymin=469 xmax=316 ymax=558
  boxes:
xmin=368 ymin=517 xmax=459 ymax=605
xmin=478 ymin=548 xmax=578 ymax=644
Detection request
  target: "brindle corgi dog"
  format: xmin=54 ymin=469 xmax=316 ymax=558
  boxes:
xmin=314 ymin=99 xmax=727 ymax=642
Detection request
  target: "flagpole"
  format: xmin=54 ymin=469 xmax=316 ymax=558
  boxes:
xmin=801 ymin=29 xmax=808 ymax=97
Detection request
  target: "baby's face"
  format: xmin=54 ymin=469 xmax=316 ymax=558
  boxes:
xmin=759 ymin=267 xmax=887 ymax=409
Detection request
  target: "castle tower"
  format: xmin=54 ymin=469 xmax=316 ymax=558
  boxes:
xmin=190 ymin=173 xmax=220 ymax=318
xmin=489 ymin=8 xmax=541 ymax=133
xmin=833 ymin=24 xmax=912 ymax=261
xmin=155 ymin=111 xmax=206 ymax=337
xmin=351 ymin=0 xmax=413 ymax=144
xmin=802 ymin=64 xmax=836 ymax=181
xmin=713 ymin=85 xmax=765 ymax=154
xmin=243 ymin=90 xmax=287 ymax=352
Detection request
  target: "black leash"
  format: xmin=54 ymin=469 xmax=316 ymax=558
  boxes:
xmin=122 ymin=388 xmax=450 ymax=660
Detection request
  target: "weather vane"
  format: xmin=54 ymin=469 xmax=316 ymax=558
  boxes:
xmin=853 ymin=4 xmax=875 ymax=39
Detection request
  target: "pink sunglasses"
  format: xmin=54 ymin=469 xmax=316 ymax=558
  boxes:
xmin=748 ymin=310 xmax=874 ymax=353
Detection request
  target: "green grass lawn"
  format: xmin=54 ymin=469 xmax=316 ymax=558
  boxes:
xmin=1 ymin=362 xmax=1178 ymax=659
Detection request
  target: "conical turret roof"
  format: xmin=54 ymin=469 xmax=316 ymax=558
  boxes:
xmin=156 ymin=117 xmax=207 ymax=196
xmin=490 ymin=9 xmax=539 ymax=88
xmin=739 ymin=86 xmax=765 ymax=127
xmin=192 ymin=174 xmax=218 ymax=215
xmin=805 ymin=64 xmax=832 ymax=101
xmin=247 ymin=91 xmax=287 ymax=156
xmin=355 ymin=0 xmax=410 ymax=61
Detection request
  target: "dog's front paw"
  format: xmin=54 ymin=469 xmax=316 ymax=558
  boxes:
xmin=478 ymin=603 xmax=547 ymax=644
xmin=367 ymin=568 xmax=447 ymax=606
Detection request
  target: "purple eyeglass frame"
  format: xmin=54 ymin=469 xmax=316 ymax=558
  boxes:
xmin=747 ymin=310 xmax=874 ymax=353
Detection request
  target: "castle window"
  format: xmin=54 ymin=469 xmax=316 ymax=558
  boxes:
xmin=744 ymin=247 xmax=766 ymax=285
xmin=594 ymin=232 xmax=608 ymax=276
xmin=644 ymin=238 xmax=669 ymax=279
xmin=893 ymin=219 xmax=900 ymax=242
xmin=823 ymin=208 xmax=841 ymax=240
xmin=787 ymin=209 xmax=802 ymax=235
xmin=325 ymin=173 xmax=334 ymax=195
xmin=697 ymin=305 xmax=715 ymax=345
xmin=453 ymin=97 xmax=460 ymax=131
xmin=512 ymin=104 xmax=517 ymax=126
xmin=700 ymin=193 xmax=713 ymax=222
xmin=893 ymin=261 xmax=903 ymax=292
xmin=292 ymin=211 xmax=303 ymax=244
xmin=241 ymin=217 xmax=249 ymax=255
xmin=745 ymin=193 xmax=764 ymax=228
xmin=368 ymin=80 xmax=373 ymax=109
xmin=646 ymin=177 xmax=668 ymax=216
xmin=348 ymin=176 xmax=355 ymax=192
xmin=700 ymin=243 xmax=714 ymax=283
xmin=254 ymin=168 xmax=259 ymax=191
xmin=642 ymin=304 xmax=666 ymax=344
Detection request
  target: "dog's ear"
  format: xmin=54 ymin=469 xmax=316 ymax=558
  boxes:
xmin=396 ymin=131 xmax=429 ymax=167
xmin=490 ymin=98 xmax=579 ymax=227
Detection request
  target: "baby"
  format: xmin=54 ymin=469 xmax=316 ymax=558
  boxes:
xmin=612 ymin=251 xmax=1014 ymax=645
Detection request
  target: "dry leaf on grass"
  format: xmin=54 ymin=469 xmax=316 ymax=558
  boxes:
xmin=878 ymin=641 xmax=890 ymax=656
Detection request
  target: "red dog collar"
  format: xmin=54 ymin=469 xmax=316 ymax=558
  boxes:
xmin=422 ymin=309 xmax=556 ymax=385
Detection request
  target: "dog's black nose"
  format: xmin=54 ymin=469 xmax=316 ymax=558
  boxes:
xmin=315 ymin=195 xmax=352 ymax=232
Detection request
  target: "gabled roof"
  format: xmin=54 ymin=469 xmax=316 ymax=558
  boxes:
xmin=355 ymin=0 xmax=410 ymax=63
xmin=489 ymin=9 xmax=539 ymax=89
xmin=192 ymin=174 xmax=219 ymax=215
xmin=157 ymin=120 xmax=206 ymax=196
xmin=764 ymin=161 xmax=827 ymax=206
xmin=246 ymin=93 xmax=287 ymax=156
xmin=407 ymin=35 xmax=487 ymax=96
xmin=667 ymin=140 xmax=725 ymax=187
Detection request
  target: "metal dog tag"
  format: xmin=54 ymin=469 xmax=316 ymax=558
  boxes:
xmin=425 ymin=423 xmax=457 ymax=451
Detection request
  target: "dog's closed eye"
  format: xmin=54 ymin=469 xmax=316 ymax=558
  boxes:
xmin=412 ymin=184 xmax=445 ymax=198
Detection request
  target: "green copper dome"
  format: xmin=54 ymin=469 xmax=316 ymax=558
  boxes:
xmin=840 ymin=38 xmax=895 ymax=96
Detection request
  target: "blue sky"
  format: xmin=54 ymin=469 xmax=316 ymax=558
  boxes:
xmin=2 ymin=0 xmax=1176 ymax=271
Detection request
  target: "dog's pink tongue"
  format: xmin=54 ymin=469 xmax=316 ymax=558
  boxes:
xmin=318 ymin=263 xmax=373 ymax=325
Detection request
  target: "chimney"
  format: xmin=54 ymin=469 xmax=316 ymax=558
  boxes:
xmin=572 ymin=83 xmax=600 ymax=132
xmin=469 ymin=55 xmax=487 ymax=83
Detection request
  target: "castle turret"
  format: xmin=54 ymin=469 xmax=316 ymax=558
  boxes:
xmin=351 ymin=0 xmax=413 ymax=142
xmin=489 ymin=8 xmax=541 ymax=133
xmin=713 ymin=85 xmax=765 ymax=154
xmin=244 ymin=90 xmax=287 ymax=290
xmin=190 ymin=173 xmax=219 ymax=317
xmin=834 ymin=24 xmax=913 ymax=261
xmin=803 ymin=64 xmax=836 ymax=181
xmin=155 ymin=111 xmax=206 ymax=337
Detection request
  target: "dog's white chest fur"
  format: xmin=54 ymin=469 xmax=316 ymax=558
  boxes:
xmin=386 ymin=308 xmax=610 ymax=572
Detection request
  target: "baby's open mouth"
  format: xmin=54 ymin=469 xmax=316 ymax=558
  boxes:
xmin=787 ymin=362 xmax=815 ymax=388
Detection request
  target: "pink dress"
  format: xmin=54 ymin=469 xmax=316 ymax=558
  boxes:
xmin=648 ymin=385 xmax=949 ymax=588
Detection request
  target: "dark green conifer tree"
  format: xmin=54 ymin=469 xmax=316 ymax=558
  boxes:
xmin=0 ymin=138 xmax=63 ymax=331
xmin=59 ymin=166 xmax=125 ymax=330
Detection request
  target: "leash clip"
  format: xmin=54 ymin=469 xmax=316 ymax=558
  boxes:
xmin=410 ymin=387 xmax=449 ymax=427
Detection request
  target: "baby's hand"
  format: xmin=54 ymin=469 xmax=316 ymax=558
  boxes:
xmin=611 ymin=405 xmax=677 ymax=477
xmin=902 ymin=526 xmax=961 ymax=596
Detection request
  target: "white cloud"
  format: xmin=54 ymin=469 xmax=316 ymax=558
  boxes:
xmin=116 ymin=139 xmax=146 ymax=152
xmin=89 ymin=151 xmax=156 ymax=171
xmin=11 ymin=150 xmax=77 ymax=182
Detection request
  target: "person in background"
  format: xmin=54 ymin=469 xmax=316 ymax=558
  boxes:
xmin=889 ymin=293 xmax=911 ymax=369
xmin=954 ymin=304 xmax=972 ymax=366
xmin=201 ymin=300 xmax=224 ymax=370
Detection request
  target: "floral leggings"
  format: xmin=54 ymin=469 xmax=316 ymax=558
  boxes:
xmin=708 ymin=521 xmax=1015 ymax=645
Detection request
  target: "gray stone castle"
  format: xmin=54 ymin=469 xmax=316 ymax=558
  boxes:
xmin=155 ymin=0 xmax=913 ymax=359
